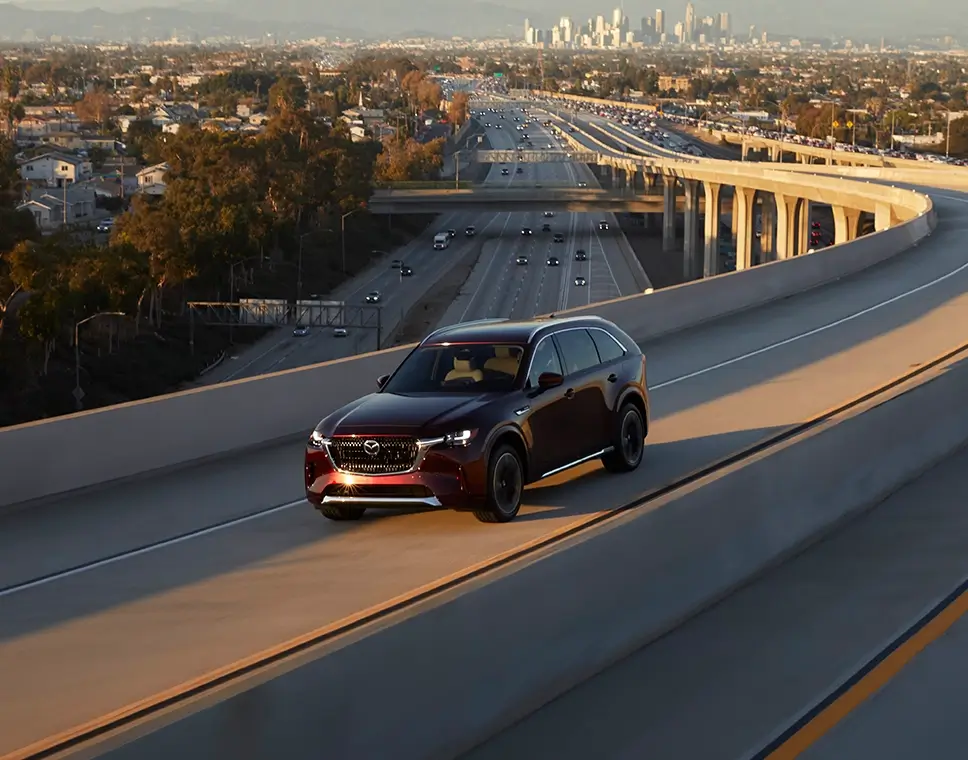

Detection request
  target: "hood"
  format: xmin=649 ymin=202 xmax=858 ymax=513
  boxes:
xmin=321 ymin=392 xmax=493 ymax=437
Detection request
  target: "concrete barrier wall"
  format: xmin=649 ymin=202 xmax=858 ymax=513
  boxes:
xmin=183 ymin=344 xmax=968 ymax=760
xmin=0 ymin=120 xmax=938 ymax=509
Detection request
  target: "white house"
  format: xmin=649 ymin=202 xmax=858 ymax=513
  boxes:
xmin=18 ymin=152 xmax=93 ymax=188
xmin=17 ymin=185 xmax=96 ymax=230
xmin=136 ymin=162 xmax=169 ymax=195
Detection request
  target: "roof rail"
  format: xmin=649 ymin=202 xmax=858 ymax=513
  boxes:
xmin=422 ymin=318 xmax=509 ymax=343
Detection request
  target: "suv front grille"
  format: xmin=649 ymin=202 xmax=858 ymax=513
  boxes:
xmin=328 ymin=436 xmax=419 ymax=475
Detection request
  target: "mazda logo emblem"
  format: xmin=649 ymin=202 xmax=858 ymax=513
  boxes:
xmin=363 ymin=440 xmax=381 ymax=457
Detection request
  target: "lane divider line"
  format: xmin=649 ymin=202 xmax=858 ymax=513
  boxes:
xmin=11 ymin=338 xmax=968 ymax=760
xmin=0 ymin=499 xmax=305 ymax=599
xmin=749 ymin=573 xmax=968 ymax=760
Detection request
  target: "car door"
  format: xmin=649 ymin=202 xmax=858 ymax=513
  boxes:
xmin=552 ymin=329 xmax=609 ymax=461
xmin=521 ymin=336 xmax=571 ymax=478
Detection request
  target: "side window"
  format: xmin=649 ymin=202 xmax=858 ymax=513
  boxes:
xmin=527 ymin=338 xmax=563 ymax=388
xmin=554 ymin=329 xmax=601 ymax=375
xmin=590 ymin=329 xmax=626 ymax=363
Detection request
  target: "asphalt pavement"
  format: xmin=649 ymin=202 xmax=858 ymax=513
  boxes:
xmin=2 ymin=182 xmax=968 ymax=757
xmin=465 ymin=429 xmax=968 ymax=760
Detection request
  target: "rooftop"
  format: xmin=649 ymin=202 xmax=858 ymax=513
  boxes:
xmin=422 ymin=315 xmax=609 ymax=345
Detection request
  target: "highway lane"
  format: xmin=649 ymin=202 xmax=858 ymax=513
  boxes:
xmin=438 ymin=113 xmax=643 ymax=328
xmin=463 ymin=415 xmax=968 ymax=760
xmin=1 ymin=189 xmax=967 ymax=756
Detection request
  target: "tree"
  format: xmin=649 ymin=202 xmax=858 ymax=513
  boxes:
xmin=447 ymin=91 xmax=470 ymax=127
xmin=267 ymin=75 xmax=308 ymax=115
xmin=75 ymin=88 xmax=116 ymax=129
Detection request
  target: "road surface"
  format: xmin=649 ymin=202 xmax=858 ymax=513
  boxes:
xmin=465 ymin=434 xmax=968 ymax=760
xmin=1 ymin=184 xmax=966 ymax=756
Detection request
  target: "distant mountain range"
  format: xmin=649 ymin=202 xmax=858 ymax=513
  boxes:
xmin=0 ymin=0 xmax=533 ymax=41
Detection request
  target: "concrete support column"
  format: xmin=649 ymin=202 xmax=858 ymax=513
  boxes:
xmin=662 ymin=177 xmax=677 ymax=252
xmin=703 ymin=182 xmax=722 ymax=278
xmin=734 ymin=186 xmax=757 ymax=271
xmin=774 ymin=193 xmax=799 ymax=260
xmin=682 ymin=179 xmax=702 ymax=281
xmin=832 ymin=205 xmax=862 ymax=245
xmin=875 ymin=202 xmax=897 ymax=232
xmin=730 ymin=188 xmax=739 ymax=247
xmin=799 ymin=153 xmax=810 ymax=164
xmin=616 ymin=168 xmax=627 ymax=190
xmin=741 ymin=142 xmax=750 ymax=161
xmin=759 ymin=194 xmax=776 ymax=262
xmin=770 ymin=145 xmax=782 ymax=162
xmin=796 ymin=198 xmax=812 ymax=254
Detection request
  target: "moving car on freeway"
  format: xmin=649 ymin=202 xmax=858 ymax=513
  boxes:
xmin=365 ymin=291 xmax=381 ymax=304
xmin=305 ymin=316 xmax=650 ymax=523
xmin=465 ymin=226 xmax=477 ymax=237
xmin=575 ymin=249 xmax=587 ymax=261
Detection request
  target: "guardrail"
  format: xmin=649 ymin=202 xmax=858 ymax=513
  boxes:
xmin=374 ymin=181 xmax=474 ymax=190
xmin=0 ymin=108 xmax=941 ymax=509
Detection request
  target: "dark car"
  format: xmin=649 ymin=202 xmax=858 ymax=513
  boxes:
xmin=553 ymin=233 xmax=565 ymax=243
xmin=575 ymin=250 xmax=587 ymax=261
xmin=501 ymin=168 xmax=510 ymax=175
xmin=542 ymin=223 xmax=552 ymax=232
xmin=400 ymin=265 xmax=414 ymax=276
xmin=547 ymin=256 xmax=560 ymax=266
xmin=516 ymin=167 xmax=524 ymax=174
xmin=305 ymin=316 xmax=650 ymax=523
xmin=598 ymin=221 xmax=609 ymax=231
xmin=465 ymin=226 xmax=477 ymax=237
xmin=521 ymin=227 xmax=532 ymax=236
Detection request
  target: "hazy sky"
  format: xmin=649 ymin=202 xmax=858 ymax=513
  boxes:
xmin=21 ymin=0 xmax=968 ymax=39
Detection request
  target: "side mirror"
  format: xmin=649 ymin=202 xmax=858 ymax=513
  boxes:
xmin=537 ymin=371 xmax=564 ymax=390
xmin=377 ymin=374 xmax=390 ymax=389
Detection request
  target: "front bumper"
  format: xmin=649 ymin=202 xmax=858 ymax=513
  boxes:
xmin=305 ymin=442 xmax=488 ymax=511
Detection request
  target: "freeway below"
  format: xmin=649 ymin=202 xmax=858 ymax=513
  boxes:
xmin=1 ymin=180 xmax=967 ymax=757
xmin=198 ymin=107 xmax=645 ymax=384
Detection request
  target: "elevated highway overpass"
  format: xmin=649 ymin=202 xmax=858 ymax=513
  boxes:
xmin=6 ymin=93 xmax=968 ymax=760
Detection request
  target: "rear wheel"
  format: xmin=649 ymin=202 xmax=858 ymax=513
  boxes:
xmin=601 ymin=403 xmax=645 ymax=473
xmin=318 ymin=504 xmax=366 ymax=521
xmin=474 ymin=444 xmax=524 ymax=523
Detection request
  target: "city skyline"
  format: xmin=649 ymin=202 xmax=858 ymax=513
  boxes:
xmin=524 ymin=4 xmax=747 ymax=49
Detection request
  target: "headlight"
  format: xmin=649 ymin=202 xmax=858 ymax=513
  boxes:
xmin=309 ymin=430 xmax=328 ymax=448
xmin=443 ymin=429 xmax=476 ymax=447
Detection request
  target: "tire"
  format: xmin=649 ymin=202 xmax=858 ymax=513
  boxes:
xmin=318 ymin=503 xmax=366 ymax=521
xmin=601 ymin=403 xmax=645 ymax=473
xmin=474 ymin=444 xmax=524 ymax=523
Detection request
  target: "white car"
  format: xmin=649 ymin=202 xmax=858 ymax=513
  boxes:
xmin=332 ymin=327 xmax=348 ymax=337
xmin=574 ymin=276 xmax=587 ymax=286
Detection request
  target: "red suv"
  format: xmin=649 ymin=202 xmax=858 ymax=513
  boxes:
xmin=305 ymin=316 xmax=650 ymax=523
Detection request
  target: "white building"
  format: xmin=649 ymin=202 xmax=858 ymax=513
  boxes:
xmin=19 ymin=152 xmax=93 ymax=188
xmin=136 ymin=162 xmax=169 ymax=195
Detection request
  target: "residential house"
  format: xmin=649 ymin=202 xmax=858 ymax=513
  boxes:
xmin=19 ymin=152 xmax=93 ymax=188
xmin=136 ymin=162 xmax=169 ymax=195
xmin=40 ymin=132 xmax=118 ymax=153
xmin=17 ymin=185 xmax=97 ymax=230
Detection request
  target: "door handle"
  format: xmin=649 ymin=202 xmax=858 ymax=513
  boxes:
xmin=564 ymin=388 xmax=575 ymax=399
xmin=607 ymin=373 xmax=617 ymax=383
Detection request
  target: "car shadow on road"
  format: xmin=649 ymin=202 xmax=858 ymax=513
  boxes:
xmin=516 ymin=425 xmax=788 ymax=521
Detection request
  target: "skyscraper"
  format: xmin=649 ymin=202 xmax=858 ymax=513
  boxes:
xmin=612 ymin=7 xmax=623 ymax=28
xmin=655 ymin=8 xmax=665 ymax=37
xmin=719 ymin=12 xmax=731 ymax=37
xmin=524 ymin=19 xmax=532 ymax=43
xmin=684 ymin=2 xmax=695 ymax=42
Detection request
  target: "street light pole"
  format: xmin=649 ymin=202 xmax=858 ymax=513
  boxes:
xmin=74 ymin=311 xmax=125 ymax=410
xmin=340 ymin=209 xmax=360 ymax=274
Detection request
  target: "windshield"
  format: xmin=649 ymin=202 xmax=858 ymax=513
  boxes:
xmin=383 ymin=343 xmax=525 ymax=394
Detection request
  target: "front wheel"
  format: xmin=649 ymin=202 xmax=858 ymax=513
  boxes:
xmin=474 ymin=444 xmax=524 ymax=523
xmin=601 ymin=403 xmax=645 ymax=473
xmin=317 ymin=504 xmax=366 ymax=521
